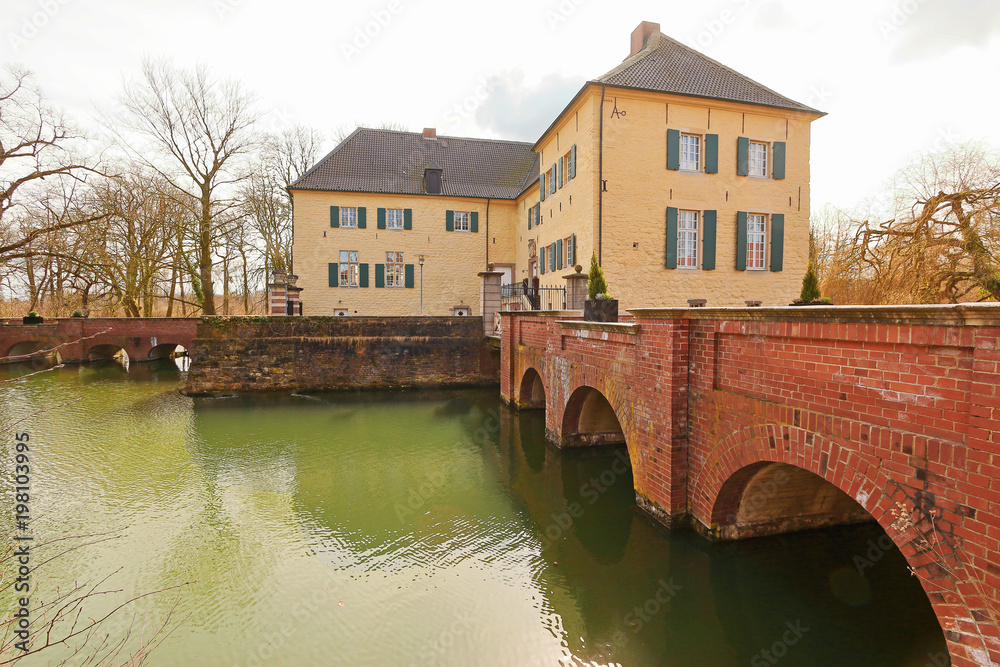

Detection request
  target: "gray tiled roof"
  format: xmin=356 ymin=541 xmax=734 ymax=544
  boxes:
xmin=596 ymin=33 xmax=820 ymax=114
xmin=290 ymin=128 xmax=540 ymax=200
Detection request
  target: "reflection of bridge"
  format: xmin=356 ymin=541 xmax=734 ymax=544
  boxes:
xmin=501 ymin=305 xmax=1000 ymax=667
xmin=0 ymin=318 xmax=199 ymax=364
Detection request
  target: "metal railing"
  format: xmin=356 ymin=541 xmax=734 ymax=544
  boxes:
xmin=501 ymin=283 xmax=567 ymax=312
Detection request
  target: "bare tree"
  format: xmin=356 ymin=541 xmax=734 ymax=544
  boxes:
xmin=108 ymin=59 xmax=261 ymax=315
xmin=80 ymin=168 xmax=183 ymax=317
xmin=0 ymin=66 xmax=104 ymax=268
xmin=241 ymin=125 xmax=324 ymax=292
xmin=332 ymin=120 xmax=408 ymax=143
xmin=815 ymin=143 xmax=1000 ymax=304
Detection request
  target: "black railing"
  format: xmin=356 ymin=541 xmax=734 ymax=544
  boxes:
xmin=501 ymin=283 xmax=567 ymax=312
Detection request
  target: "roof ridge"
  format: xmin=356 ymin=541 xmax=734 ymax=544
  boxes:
xmin=595 ymin=30 xmax=822 ymax=115
xmin=596 ymin=31 xmax=662 ymax=81
xmin=355 ymin=126 xmax=535 ymax=147
xmin=290 ymin=126 xmax=363 ymax=189
xmin=654 ymin=33 xmax=820 ymax=114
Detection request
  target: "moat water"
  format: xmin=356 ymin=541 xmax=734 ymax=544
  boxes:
xmin=0 ymin=362 xmax=947 ymax=666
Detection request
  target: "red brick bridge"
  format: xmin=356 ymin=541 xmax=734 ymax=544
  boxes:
xmin=0 ymin=317 xmax=200 ymax=364
xmin=500 ymin=305 xmax=1000 ymax=666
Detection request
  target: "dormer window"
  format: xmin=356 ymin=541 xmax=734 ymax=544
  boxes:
xmin=425 ymin=168 xmax=442 ymax=194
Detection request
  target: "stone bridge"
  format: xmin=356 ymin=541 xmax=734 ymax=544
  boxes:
xmin=0 ymin=317 xmax=200 ymax=364
xmin=500 ymin=305 xmax=1000 ymax=666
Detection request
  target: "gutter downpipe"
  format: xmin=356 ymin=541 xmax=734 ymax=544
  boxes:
xmin=486 ymin=198 xmax=491 ymax=268
xmin=598 ymin=84 xmax=606 ymax=265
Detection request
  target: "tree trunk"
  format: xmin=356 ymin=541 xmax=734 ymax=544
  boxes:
xmin=199 ymin=192 xmax=216 ymax=315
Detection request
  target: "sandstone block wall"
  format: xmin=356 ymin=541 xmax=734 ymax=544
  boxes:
xmin=186 ymin=316 xmax=497 ymax=394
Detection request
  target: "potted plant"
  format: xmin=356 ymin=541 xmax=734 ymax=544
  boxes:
xmin=790 ymin=261 xmax=833 ymax=306
xmin=71 ymin=310 xmax=85 ymax=318
xmin=583 ymin=253 xmax=618 ymax=322
xmin=22 ymin=310 xmax=44 ymax=324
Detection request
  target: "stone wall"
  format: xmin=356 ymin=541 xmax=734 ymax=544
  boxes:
xmin=186 ymin=316 xmax=497 ymax=395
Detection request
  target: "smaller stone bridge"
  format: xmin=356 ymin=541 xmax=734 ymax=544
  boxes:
xmin=501 ymin=305 xmax=1000 ymax=667
xmin=0 ymin=318 xmax=200 ymax=364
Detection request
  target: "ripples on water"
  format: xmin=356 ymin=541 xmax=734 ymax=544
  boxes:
xmin=0 ymin=364 xmax=946 ymax=666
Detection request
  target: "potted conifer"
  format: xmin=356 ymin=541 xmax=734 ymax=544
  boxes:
xmin=790 ymin=261 xmax=833 ymax=305
xmin=583 ymin=253 xmax=618 ymax=322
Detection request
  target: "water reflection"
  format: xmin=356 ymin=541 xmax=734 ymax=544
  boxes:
xmin=0 ymin=375 xmax=947 ymax=667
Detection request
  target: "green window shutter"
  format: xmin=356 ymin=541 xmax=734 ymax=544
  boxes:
xmin=550 ymin=165 xmax=557 ymax=194
xmin=540 ymin=173 xmax=546 ymax=201
xmin=556 ymin=239 xmax=564 ymax=270
xmin=569 ymin=144 xmax=577 ymax=179
xmin=568 ymin=234 xmax=576 ymax=266
xmin=535 ymin=206 xmax=540 ymax=227
xmin=358 ymin=207 xmax=366 ymax=229
xmin=705 ymin=134 xmax=719 ymax=174
xmin=770 ymin=214 xmax=785 ymax=271
xmin=703 ymin=210 xmax=717 ymax=270
xmin=377 ymin=208 xmax=386 ymax=229
xmin=736 ymin=211 xmax=748 ymax=271
xmin=328 ymin=262 xmax=338 ymax=287
xmin=404 ymin=264 xmax=415 ymax=288
xmin=359 ymin=263 xmax=369 ymax=287
xmin=471 ymin=211 xmax=479 ymax=233
xmin=737 ymin=137 xmax=750 ymax=176
xmin=772 ymin=142 xmax=786 ymax=180
xmin=558 ymin=159 xmax=564 ymax=188
xmin=446 ymin=210 xmax=454 ymax=231
xmin=527 ymin=208 xmax=532 ymax=230
xmin=404 ymin=209 xmax=412 ymax=230
xmin=667 ymin=129 xmax=680 ymax=170
xmin=330 ymin=206 xmax=340 ymax=228
xmin=665 ymin=207 xmax=678 ymax=269
xmin=375 ymin=263 xmax=385 ymax=288
xmin=549 ymin=244 xmax=556 ymax=272
xmin=540 ymin=248 xmax=546 ymax=274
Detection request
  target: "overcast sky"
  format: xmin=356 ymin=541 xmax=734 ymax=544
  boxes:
xmin=4 ymin=0 xmax=999 ymax=215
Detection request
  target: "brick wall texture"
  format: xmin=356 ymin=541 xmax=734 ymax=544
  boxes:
xmin=500 ymin=304 xmax=1000 ymax=667
xmin=0 ymin=318 xmax=199 ymax=363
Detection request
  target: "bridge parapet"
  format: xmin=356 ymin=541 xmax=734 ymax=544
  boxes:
xmin=0 ymin=318 xmax=200 ymax=364
xmin=501 ymin=304 xmax=1000 ymax=667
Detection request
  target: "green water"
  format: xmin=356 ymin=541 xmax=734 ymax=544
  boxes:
xmin=0 ymin=362 xmax=947 ymax=666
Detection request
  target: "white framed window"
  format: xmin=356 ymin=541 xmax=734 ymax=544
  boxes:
xmin=748 ymin=142 xmax=768 ymax=177
xmin=680 ymin=134 xmax=701 ymax=171
xmin=454 ymin=211 xmax=470 ymax=232
xmin=386 ymin=209 xmax=404 ymax=230
xmin=386 ymin=252 xmax=404 ymax=287
xmin=339 ymin=250 xmax=359 ymax=286
xmin=341 ymin=207 xmax=358 ymax=228
xmin=747 ymin=214 xmax=767 ymax=270
xmin=678 ymin=210 xmax=699 ymax=268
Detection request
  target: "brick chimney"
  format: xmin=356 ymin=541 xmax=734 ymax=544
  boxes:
xmin=423 ymin=127 xmax=437 ymax=139
xmin=630 ymin=21 xmax=661 ymax=57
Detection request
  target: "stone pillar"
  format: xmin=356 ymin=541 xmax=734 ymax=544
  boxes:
xmin=564 ymin=266 xmax=588 ymax=311
xmin=268 ymin=271 xmax=287 ymax=316
xmin=478 ymin=271 xmax=504 ymax=337
xmin=286 ymin=274 xmax=303 ymax=316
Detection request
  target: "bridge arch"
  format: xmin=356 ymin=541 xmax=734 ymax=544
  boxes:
xmin=699 ymin=423 xmax=995 ymax=663
xmin=517 ymin=367 xmax=546 ymax=410
xmin=4 ymin=340 xmax=61 ymax=365
xmin=87 ymin=344 xmax=129 ymax=363
xmin=149 ymin=343 xmax=186 ymax=361
xmin=561 ymin=385 xmax=626 ymax=448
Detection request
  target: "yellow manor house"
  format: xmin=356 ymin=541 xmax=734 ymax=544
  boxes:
xmin=288 ymin=21 xmax=825 ymax=317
